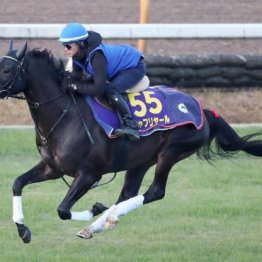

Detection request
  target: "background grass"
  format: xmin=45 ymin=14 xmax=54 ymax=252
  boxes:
xmin=0 ymin=127 xmax=261 ymax=262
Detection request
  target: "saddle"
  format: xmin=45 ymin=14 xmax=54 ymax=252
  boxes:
xmin=85 ymin=83 xmax=204 ymax=138
xmin=95 ymin=75 xmax=150 ymax=109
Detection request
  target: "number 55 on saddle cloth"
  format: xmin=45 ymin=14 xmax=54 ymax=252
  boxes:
xmin=85 ymin=85 xmax=204 ymax=138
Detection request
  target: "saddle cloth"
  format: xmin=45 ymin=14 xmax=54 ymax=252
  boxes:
xmin=85 ymin=85 xmax=204 ymax=138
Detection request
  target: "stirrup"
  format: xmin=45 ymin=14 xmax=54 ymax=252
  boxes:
xmin=115 ymin=127 xmax=140 ymax=141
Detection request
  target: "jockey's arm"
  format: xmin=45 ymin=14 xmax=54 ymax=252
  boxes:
xmin=75 ymin=51 xmax=108 ymax=96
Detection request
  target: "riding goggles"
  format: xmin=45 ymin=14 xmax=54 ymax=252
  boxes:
xmin=63 ymin=43 xmax=76 ymax=50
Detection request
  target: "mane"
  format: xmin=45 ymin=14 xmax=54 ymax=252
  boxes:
xmin=27 ymin=48 xmax=65 ymax=84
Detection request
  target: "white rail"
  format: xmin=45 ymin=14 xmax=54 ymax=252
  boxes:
xmin=1 ymin=23 xmax=262 ymax=39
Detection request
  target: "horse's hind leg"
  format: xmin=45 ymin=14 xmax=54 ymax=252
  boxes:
xmin=12 ymin=161 xmax=62 ymax=243
xmin=116 ymin=165 xmax=151 ymax=203
xmin=77 ymin=165 xmax=150 ymax=239
xmin=74 ymin=165 xmax=148 ymax=224
xmin=78 ymin=153 xmax=178 ymax=239
xmin=104 ymin=153 xmax=175 ymax=226
xmin=104 ymin=147 xmax=197 ymax=232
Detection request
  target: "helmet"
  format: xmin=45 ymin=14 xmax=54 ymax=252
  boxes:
xmin=59 ymin=23 xmax=89 ymax=43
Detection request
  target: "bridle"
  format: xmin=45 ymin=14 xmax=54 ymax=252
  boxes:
xmin=0 ymin=55 xmax=25 ymax=100
xmin=1 ymin=52 xmax=94 ymax=144
xmin=0 ymin=54 xmax=67 ymax=108
xmin=0 ymin=53 xmax=70 ymax=144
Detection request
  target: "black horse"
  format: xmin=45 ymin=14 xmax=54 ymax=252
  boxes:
xmin=0 ymin=42 xmax=261 ymax=244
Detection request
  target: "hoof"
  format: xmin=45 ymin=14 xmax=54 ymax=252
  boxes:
xmin=77 ymin=227 xmax=93 ymax=239
xmin=16 ymin=223 xmax=31 ymax=244
xmin=91 ymin=202 xmax=108 ymax=216
xmin=104 ymin=217 xmax=118 ymax=230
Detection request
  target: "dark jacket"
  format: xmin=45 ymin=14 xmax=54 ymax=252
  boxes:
xmin=71 ymin=31 xmax=108 ymax=96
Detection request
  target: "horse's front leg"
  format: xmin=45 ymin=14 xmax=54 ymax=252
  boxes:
xmin=70 ymin=202 xmax=108 ymax=221
xmin=12 ymin=161 xmax=61 ymax=244
xmin=57 ymin=171 xmax=102 ymax=221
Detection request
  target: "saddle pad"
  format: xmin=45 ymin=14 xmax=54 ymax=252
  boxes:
xmin=85 ymin=85 xmax=204 ymax=138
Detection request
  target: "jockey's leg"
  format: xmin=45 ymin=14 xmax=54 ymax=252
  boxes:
xmin=106 ymin=58 xmax=146 ymax=141
xmin=107 ymin=92 xmax=140 ymax=141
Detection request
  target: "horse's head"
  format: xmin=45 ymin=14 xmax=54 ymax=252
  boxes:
xmin=0 ymin=41 xmax=27 ymax=99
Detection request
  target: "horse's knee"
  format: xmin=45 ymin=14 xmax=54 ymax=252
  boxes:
xmin=12 ymin=178 xmax=23 ymax=195
xmin=57 ymin=207 xmax=71 ymax=220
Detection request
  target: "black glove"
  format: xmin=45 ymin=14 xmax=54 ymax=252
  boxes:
xmin=65 ymin=72 xmax=78 ymax=92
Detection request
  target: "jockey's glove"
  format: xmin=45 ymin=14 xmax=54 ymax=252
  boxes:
xmin=65 ymin=73 xmax=78 ymax=92
xmin=65 ymin=71 xmax=93 ymax=92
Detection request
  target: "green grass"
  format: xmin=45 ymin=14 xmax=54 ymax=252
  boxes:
xmin=0 ymin=127 xmax=261 ymax=262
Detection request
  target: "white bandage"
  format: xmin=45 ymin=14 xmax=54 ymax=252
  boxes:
xmin=71 ymin=210 xmax=93 ymax=221
xmin=111 ymin=195 xmax=144 ymax=218
xmin=13 ymin=196 xmax=24 ymax=224
xmin=90 ymin=205 xmax=117 ymax=233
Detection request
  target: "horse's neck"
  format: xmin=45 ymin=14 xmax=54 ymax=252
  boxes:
xmin=25 ymin=78 xmax=62 ymax=103
xmin=24 ymin=76 xmax=70 ymax=132
xmin=24 ymin=56 xmax=64 ymax=102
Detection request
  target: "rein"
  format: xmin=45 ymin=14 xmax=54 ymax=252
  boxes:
xmin=69 ymin=90 xmax=95 ymax=144
xmin=10 ymin=90 xmax=67 ymax=109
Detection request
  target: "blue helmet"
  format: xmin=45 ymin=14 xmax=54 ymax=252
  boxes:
xmin=59 ymin=23 xmax=89 ymax=43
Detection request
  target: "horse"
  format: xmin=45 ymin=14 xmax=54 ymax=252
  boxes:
xmin=0 ymin=42 xmax=262 ymax=244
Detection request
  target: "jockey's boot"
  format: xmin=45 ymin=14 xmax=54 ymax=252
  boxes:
xmin=108 ymin=93 xmax=140 ymax=141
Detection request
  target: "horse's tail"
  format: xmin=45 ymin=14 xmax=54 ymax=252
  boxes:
xmin=197 ymin=109 xmax=262 ymax=160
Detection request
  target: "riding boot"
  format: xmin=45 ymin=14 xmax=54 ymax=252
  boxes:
xmin=108 ymin=93 xmax=140 ymax=141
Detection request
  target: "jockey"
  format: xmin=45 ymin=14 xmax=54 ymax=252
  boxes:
xmin=59 ymin=22 xmax=146 ymax=141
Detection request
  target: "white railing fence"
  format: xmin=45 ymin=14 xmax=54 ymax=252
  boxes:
xmin=1 ymin=23 xmax=262 ymax=39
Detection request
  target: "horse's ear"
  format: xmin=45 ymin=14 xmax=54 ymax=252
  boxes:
xmin=17 ymin=42 xmax=27 ymax=61
xmin=9 ymin=39 xmax=14 ymax=52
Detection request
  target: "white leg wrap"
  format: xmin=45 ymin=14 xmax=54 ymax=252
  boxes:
xmin=110 ymin=195 xmax=144 ymax=219
xmin=89 ymin=205 xmax=117 ymax=233
xmin=13 ymin=196 xmax=24 ymax=224
xmin=71 ymin=210 xmax=93 ymax=221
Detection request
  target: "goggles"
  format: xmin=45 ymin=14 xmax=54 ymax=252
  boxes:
xmin=63 ymin=43 xmax=76 ymax=50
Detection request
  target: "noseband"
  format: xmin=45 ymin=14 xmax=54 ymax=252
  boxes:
xmin=0 ymin=55 xmax=25 ymax=99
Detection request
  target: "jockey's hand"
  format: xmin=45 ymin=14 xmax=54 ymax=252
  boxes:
xmin=68 ymin=71 xmax=83 ymax=83
xmin=69 ymin=82 xmax=79 ymax=92
xmin=65 ymin=72 xmax=78 ymax=92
